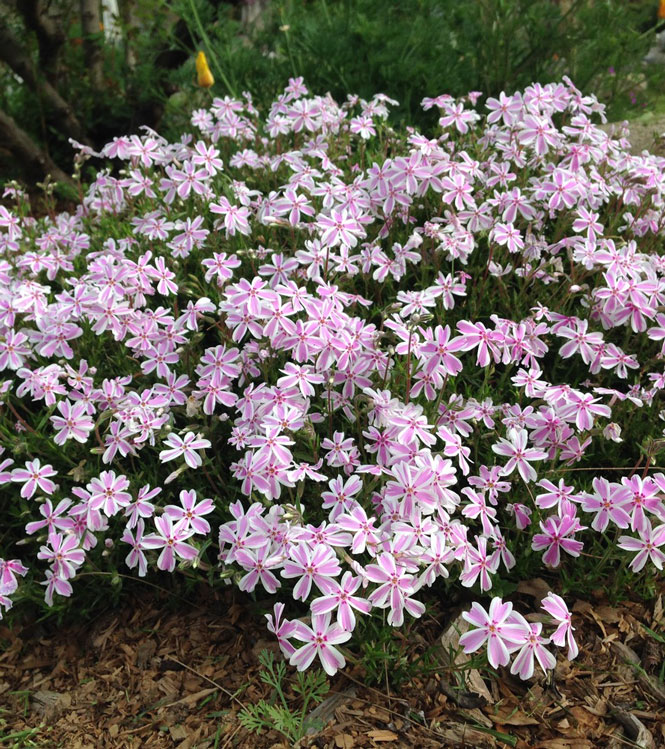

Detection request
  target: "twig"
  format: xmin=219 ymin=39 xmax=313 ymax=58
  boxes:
xmin=221 ymin=724 xmax=242 ymax=749
xmin=545 ymin=465 xmax=665 ymax=473
xmin=165 ymin=657 xmax=247 ymax=711
xmin=330 ymin=678 xmax=438 ymax=736
xmin=4 ymin=400 xmax=37 ymax=434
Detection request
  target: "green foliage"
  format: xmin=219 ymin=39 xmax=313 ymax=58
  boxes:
xmin=353 ymin=610 xmax=445 ymax=689
xmin=173 ymin=0 xmax=663 ymax=129
xmin=0 ymin=0 xmax=662 ymax=184
xmin=238 ymin=649 xmax=329 ymax=743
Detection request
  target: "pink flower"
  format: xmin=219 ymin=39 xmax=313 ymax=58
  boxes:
xmin=273 ymin=188 xmax=315 ymax=226
xmin=518 ymin=114 xmax=559 ymax=156
xmin=580 ymin=478 xmax=631 ymax=532
xmin=11 ymin=459 xmax=57 ymax=499
xmin=103 ymin=421 xmax=135 ymax=464
xmin=152 ymin=256 xmax=178 ymax=295
xmin=277 ymin=363 xmax=324 ymax=397
xmin=486 ymin=91 xmax=522 ymax=125
xmin=281 ymin=543 xmax=341 ymax=601
xmin=124 ymin=484 xmax=160 ymax=529
xmin=321 ymin=432 xmax=358 ymax=470
xmin=461 ymin=488 xmax=497 ymax=536
xmin=289 ymin=612 xmax=352 ymax=676
xmin=419 ymin=532 xmax=452 ymax=586
xmin=441 ymin=173 xmax=476 ymax=210
xmin=392 ymin=404 xmax=436 ymax=446
xmin=121 ymin=519 xmax=151 ymax=577
xmin=507 ymin=502 xmax=532 ymax=530
xmin=510 ymin=622 xmax=556 ymax=680
xmin=322 ymin=475 xmax=363 ymax=522
xmin=37 ymin=531 xmax=85 ymax=580
xmin=316 ymin=208 xmax=365 ymax=248
xmin=50 ymin=399 xmax=94 ymax=445
xmin=337 ymin=503 xmax=381 ymax=554
xmin=87 ymin=470 xmax=132 ymax=517
xmin=420 ymin=324 xmax=464 ymax=376
xmin=455 ymin=320 xmax=501 ymax=368
xmin=249 ymin=426 xmax=295 ymax=465
xmin=557 ymin=319 xmax=603 ymax=365
xmin=438 ymin=102 xmax=479 ymax=134
xmin=311 ymin=571 xmax=372 ymax=631
xmin=143 ymin=515 xmax=198 ymax=572
xmin=0 ymin=330 xmax=30 ymax=370
xmin=0 ymin=558 xmax=28 ymax=594
xmin=618 ymin=521 xmax=665 ymax=572
xmin=535 ymin=478 xmax=577 ymax=516
xmin=25 ymin=498 xmax=74 ymax=535
xmin=41 ymin=569 xmax=73 ymax=607
xmin=459 ymin=598 xmax=529 ymax=669
xmin=365 ymin=553 xmax=425 ymax=626
xmin=541 ymin=592 xmax=578 ymax=660
xmin=532 ymin=513 xmax=585 ymax=567
xmin=159 ymin=431 xmax=211 ymax=469
xmin=235 ymin=546 xmax=282 ymax=594
xmin=561 ymin=391 xmax=611 ymax=431
xmin=210 ymin=197 xmax=251 ymax=237
xmin=460 ymin=535 xmax=498 ymax=592
xmin=540 ymin=168 xmax=581 ymax=211
xmin=492 ymin=222 xmax=524 ymax=254
xmin=491 ymin=429 xmax=547 ymax=483
xmin=620 ymin=476 xmax=665 ymax=533
xmin=164 ymin=489 xmax=214 ymax=535
xmin=266 ymin=602 xmax=298 ymax=657
xmin=168 ymin=161 xmax=210 ymax=199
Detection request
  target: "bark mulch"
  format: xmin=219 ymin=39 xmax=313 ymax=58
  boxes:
xmin=1 ymin=581 xmax=664 ymax=748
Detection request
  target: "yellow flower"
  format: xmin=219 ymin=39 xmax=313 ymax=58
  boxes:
xmin=196 ymin=51 xmax=214 ymax=89
xmin=660 ymin=0 xmax=665 ymax=19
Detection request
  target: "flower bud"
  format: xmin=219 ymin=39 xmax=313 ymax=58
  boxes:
xmin=603 ymin=423 xmax=622 ymax=443
xmin=195 ymin=51 xmax=214 ymax=89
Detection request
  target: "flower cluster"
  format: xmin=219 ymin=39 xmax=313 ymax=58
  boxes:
xmin=2 ymin=75 xmax=665 ymax=678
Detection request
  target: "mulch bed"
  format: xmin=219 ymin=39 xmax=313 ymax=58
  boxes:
xmin=1 ymin=580 xmax=664 ymax=748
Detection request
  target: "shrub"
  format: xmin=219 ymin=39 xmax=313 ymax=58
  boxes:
xmin=1 ymin=0 xmax=661 ymax=187
xmin=2 ymin=75 xmax=665 ymax=681
xmin=191 ymin=0 xmax=663 ymax=125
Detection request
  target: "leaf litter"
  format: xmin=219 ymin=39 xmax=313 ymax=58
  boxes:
xmin=1 ymin=580 xmax=664 ymax=748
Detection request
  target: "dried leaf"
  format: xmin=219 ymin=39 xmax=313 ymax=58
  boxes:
xmin=439 ymin=614 xmax=492 ymax=703
xmin=492 ymin=707 xmax=540 ymax=726
xmin=517 ymin=578 xmax=551 ymax=600
xmin=432 ymin=722 xmax=495 ymax=747
xmin=334 ymin=733 xmax=355 ymax=749
xmin=595 ymin=606 xmax=621 ymax=625
xmin=305 ymin=687 xmax=356 ymax=735
xmin=168 ymin=724 xmax=188 ymax=741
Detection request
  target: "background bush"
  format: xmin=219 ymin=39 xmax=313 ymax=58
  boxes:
xmin=0 ymin=0 xmax=663 ymax=189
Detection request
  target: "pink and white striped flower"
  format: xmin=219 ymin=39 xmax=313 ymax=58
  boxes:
xmin=289 ymin=611 xmax=352 ymax=676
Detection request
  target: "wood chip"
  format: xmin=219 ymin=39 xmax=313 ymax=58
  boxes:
xmin=367 ymin=729 xmax=399 ymax=742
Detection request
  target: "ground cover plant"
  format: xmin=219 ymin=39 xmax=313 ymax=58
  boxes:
xmin=1 ymin=75 xmax=665 ymax=693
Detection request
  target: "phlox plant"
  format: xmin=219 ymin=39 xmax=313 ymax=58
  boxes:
xmin=2 ymin=75 xmax=665 ymax=683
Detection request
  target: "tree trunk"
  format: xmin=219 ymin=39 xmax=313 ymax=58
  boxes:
xmin=0 ymin=107 xmax=74 ymax=185
xmin=80 ymin=0 xmax=104 ymax=89
xmin=16 ymin=0 xmax=67 ymax=85
xmin=0 ymin=25 xmax=91 ymax=145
